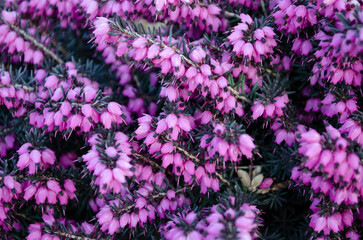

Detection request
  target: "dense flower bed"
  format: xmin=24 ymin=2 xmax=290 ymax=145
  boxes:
xmin=0 ymin=0 xmax=362 ymax=239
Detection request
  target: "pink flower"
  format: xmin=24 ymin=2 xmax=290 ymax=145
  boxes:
xmin=22 ymin=189 xmax=35 ymax=203
xmin=101 ymin=112 xmax=113 ymax=129
xmin=147 ymin=44 xmax=160 ymax=59
xmin=33 ymin=50 xmax=44 ymax=64
xmin=108 ymin=102 xmax=123 ymax=116
xmin=165 ymin=86 xmax=178 ymax=102
xmin=190 ymin=47 xmax=206 ymax=63
xmin=93 ymin=17 xmax=110 ymax=37
xmin=120 ymin=213 xmax=130 ymax=228
xmin=259 ymin=178 xmax=273 ymax=189
xmin=44 ymin=75 xmax=59 ymax=89
xmin=251 ymin=102 xmax=264 ymax=120
xmin=311 ymin=215 xmax=326 ymax=232
xmin=200 ymin=64 xmax=212 ymax=76
xmin=64 ymin=179 xmax=76 ymax=193
xmin=238 ymin=134 xmax=255 ymax=158
xmin=178 ymin=116 xmax=192 ymax=132
xmin=47 ymin=180 xmax=62 ymax=194
xmin=300 ymin=37 xmax=313 ymax=53
xmin=2 ymin=11 xmax=16 ymax=23
xmin=60 ymin=102 xmax=72 ymax=116
xmin=35 ymin=187 xmax=48 ymax=204
xmin=3 ymin=176 xmax=15 ymax=189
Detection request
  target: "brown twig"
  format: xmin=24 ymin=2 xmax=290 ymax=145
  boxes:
xmin=222 ymin=10 xmax=240 ymax=19
xmin=134 ymin=153 xmax=162 ymax=169
xmin=14 ymin=212 xmax=34 ymax=222
xmin=52 ymin=231 xmax=100 ymax=240
xmin=257 ymin=180 xmax=290 ymax=194
xmin=228 ymin=86 xmax=251 ymax=103
xmin=0 ymin=82 xmax=36 ymax=92
xmin=51 ymin=39 xmax=69 ymax=58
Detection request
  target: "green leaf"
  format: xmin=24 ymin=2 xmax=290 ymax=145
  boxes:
xmin=249 ymin=81 xmax=259 ymax=100
xmin=227 ymin=74 xmax=234 ymax=87
xmin=336 ymin=13 xmax=351 ymax=29
xmin=237 ymin=74 xmax=245 ymax=93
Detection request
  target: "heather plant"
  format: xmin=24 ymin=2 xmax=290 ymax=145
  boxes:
xmin=0 ymin=0 xmax=362 ymax=239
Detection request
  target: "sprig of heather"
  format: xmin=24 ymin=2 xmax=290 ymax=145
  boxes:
xmin=80 ymin=0 xmax=229 ymax=34
xmin=0 ymin=65 xmax=129 ymax=134
xmin=272 ymin=0 xmax=317 ymax=36
xmin=134 ymin=110 xmax=257 ymax=192
xmin=292 ymin=125 xmax=363 ymax=238
xmin=309 ymin=10 xmax=363 ymax=86
xmin=161 ymin=195 xmax=261 ymax=240
xmin=82 ymin=128 xmax=134 ymax=194
xmin=227 ymin=14 xmax=277 ymax=65
xmin=27 ymin=213 xmax=98 ymax=240
xmin=95 ymin=168 xmax=189 ymax=235
xmin=0 ymin=172 xmax=22 ymax=230
xmin=93 ymin=17 xmax=248 ymax=116
xmin=0 ymin=10 xmax=60 ymax=65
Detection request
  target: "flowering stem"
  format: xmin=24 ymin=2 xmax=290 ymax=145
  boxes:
xmin=51 ymin=231 xmax=99 ymax=240
xmin=49 ymin=101 xmax=94 ymax=108
xmin=0 ymin=16 xmax=64 ymax=65
xmin=0 ymin=82 xmax=36 ymax=92
xmin=201 ymin=39 xmax=277 ymax=78
xmin=111 ymin=21 xmax=249 ymax=105
xmin=119 ymin=27 xmax=195 ymax=67
xmin=134 ymin=153 xmax=162 ymax=169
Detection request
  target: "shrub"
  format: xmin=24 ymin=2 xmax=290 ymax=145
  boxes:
xmin=0 ymin=0 xmax=362 ymax=239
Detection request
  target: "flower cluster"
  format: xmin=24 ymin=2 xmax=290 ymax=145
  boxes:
xmin=251 ymin=94 xmax=289 ymax=120
xmin=340 ymin=116 xmax=363 ymax=146
xmin=308 ymin=199 xmax=360 ymax=240
xmin=30 ymin=67 xmax=127 ymax=133
xmin=23 ymin=178 xmax=76 ymax=205
xmin=271 ymin=117 xmax=303 ymax=146
xmin=27 ymin=213 xmax=96 ymax=240
xmin=228 ymin=14 xmax=277 ymax=65
xmin=83 ymin=0 xmax=228 ymax=34
xmin=162 ymin=197 xmax=261 ymax=240
xmin=0 ymin=173 xmax=21 ymax=230
xmin=0 ymin=70 xmax=37 ymax=117
xmin=94 ymin=18 xmax=244 ymax=116
xmin=272 ymin=0 xmax=317 ymax=36
xmin=200 ymin=123 xmax=256 ymax=161
xmin=292 ymin=126 xmax=363 ymax=238
xmin=96 ymin=165 xmax=189 ymax=235
xmin=17 ymin=142 xmax=56 ymax=174
xmin=82 ymin=129 xmax=134 ymax=194
xmin=309 ymin=12 xmax=363 ymax=86
xmin=0 ymin=11 xmax=45 ymax=65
